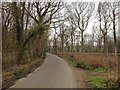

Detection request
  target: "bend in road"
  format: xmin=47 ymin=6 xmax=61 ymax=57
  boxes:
xmin=10 ymin=53 xmax=76 ymax=88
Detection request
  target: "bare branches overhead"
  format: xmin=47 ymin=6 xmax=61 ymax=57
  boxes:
xmin=66 ymin=2 xmax=95 ymax=31
xmin=25 ymin=0 xmax=63 ymax=24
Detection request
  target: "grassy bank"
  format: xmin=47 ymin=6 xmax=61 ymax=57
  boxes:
xmin=57 ymin=52 xmax=118 ymax=88
xmin=2 ymin=59 xmax=44 ymax=88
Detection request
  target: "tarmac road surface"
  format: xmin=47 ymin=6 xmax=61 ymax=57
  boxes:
xmin=10 ymin=53 xmax=76 ymax=88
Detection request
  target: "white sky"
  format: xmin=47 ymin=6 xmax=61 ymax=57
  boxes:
xmin=1 ymin=0 xmax=118 ymax=2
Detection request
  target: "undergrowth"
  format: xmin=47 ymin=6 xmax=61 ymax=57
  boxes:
xmin=3 ymin=60 xmax=43 ymax=82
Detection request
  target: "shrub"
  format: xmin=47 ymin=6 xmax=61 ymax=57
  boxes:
xmin=76 ymin=61 xmax=93 ymax=70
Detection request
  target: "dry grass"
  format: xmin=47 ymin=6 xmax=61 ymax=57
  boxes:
xmin=58 ymin=52 xmax=119 ymax=88
xmin=3 ymin=59 xmax=43 ymax=82
xmin=3 ymin=51 xmax=35 ymax=70
xmin=59 ymin=52 xmax=118 ymax=72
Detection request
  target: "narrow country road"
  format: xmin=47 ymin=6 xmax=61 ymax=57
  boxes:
xmin=10 ymin=53 xmax=76 ymax=88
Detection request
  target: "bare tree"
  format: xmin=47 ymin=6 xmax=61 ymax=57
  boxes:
xmin=94 ymin=27 xmax=103 ymax=54
xmin=97 ymin=2 xmax=111 ymax=55
xmin=2 ymin=3 xmax=12 ymax=52
xmin=23 ymin=0 xmax=63 ymax=49
xmin=109 ymin=2 xmax=120 ymax=56
xmin=66 ymin=2 xmax=95 ymax=52
xmin=52 ymin=22 xmax=59 ymax=54
xmin=25 ymin=0 xmax=63 ymax=24
xmin=70 ymin=25 xmax=76 ymax=52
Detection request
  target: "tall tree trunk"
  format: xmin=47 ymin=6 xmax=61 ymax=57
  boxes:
xmin=61 ymin=35 xmax=64 ymax=53
xmin=81 ymin=31 xmax=84 ymax=53
xmin=113 ymin=9 xmax=117 ymax=56
xmin=12 ymin=2 xmax=24 ymax=65
xmin=103 ymin=33 xmax=108 ymax=56
xmin=71 ymin=32 xmax=74 ymax=52
xmin=54 ymin=36 xmax=57 ymax=54
xmin=98 ymin=40 xmax=102 ymax=54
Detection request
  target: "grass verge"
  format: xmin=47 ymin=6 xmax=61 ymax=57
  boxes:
xmin=63 ymin=56 xmax=107 ymax=73
xmin=57 ymin=53 xmax=118 ymax=88
xmin=87 ymin=76 xmax=107 ymax=88
xmin=2 ymin=59 xmax=44 ymax=89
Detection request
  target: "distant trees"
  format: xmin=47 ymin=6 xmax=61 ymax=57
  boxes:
xmin=97 ymin=2 xmax=119 ymax=55
xmin=52 ymin=22 xmax=60 ymax=54
xmin=84 ymin=33 xmax=95 ymax=52
xmin=69 ymin=25 xmax=76 ymax=52
xmin=48 ymin=1 xmax=119 ymax=56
